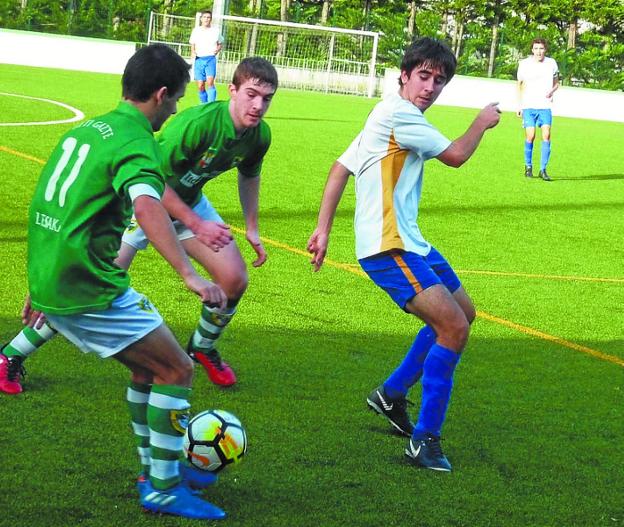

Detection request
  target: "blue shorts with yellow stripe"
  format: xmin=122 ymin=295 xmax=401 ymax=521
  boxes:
xmin=359 ymin=247 xmax=461 ymax=310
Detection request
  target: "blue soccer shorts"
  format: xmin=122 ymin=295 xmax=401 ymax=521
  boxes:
xmin=359 ymin=247 xmax=461 ymax=310
xmin=522 ymin=109 xmax=552 ymax=128
xmin=194 ymin=55 xmax=217 ymax=81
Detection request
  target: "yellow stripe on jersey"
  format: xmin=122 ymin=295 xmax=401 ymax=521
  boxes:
xmin=391 ymin=251 xmax=423 ymax=294
xmin=380 ymin=131 xmax=407 ymax=253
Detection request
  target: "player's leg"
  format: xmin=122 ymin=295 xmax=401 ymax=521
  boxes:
xmin=362 ymin=250 xmax=445 ymax=436
xmin=45 ymin=289 xmax=225 ymax=519
xmin=404 ymin=284 xmax=469 ymax=471
xmin=522 ymin=110 xmax=537 ymax=178
xmin=538 ymin=111 xmax=553 ymax=181
xmin=182 ymin=235 xmax=247 ymax=386
xmin=194 ymin=57 xmax=208 ymax=104
xmin=204 ymin=56 xmax=217 ymax=103
xmin=1 ymin=322 xmax=56 ymax=394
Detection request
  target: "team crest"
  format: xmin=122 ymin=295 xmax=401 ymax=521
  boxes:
xmin=137 ymin=297 xmax=155 ymax=313
xmin=210 ymin=312 xmax=231 ymax=327
xmin=126 ymin=218 xmax=139 ymax=233
xmin=198 ymin=148 xmax=219 ymax=169
xmin=169 ymin=409 xmax=190 ymax=434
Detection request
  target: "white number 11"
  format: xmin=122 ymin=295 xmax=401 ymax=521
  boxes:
xmin=44 ymin=137 xmax=91 ymax=207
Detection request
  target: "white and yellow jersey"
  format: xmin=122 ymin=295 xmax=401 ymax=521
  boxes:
xmin=354 ymin=92 xmax=451 ymax=260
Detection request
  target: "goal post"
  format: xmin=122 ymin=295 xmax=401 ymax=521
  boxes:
xmin=148 ymin=11 xmax=379 ymax=97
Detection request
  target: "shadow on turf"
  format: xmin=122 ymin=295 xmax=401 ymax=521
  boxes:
xmin=552 ymin=173 xmax=624 ymax=181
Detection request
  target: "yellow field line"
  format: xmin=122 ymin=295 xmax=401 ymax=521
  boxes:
xmin=0 ymin=145 xmax=45 ymax=165
xmin=3 ymin=146 xmax=621 ymax=368
xmin=339 ymin=262 xmax=624 ymax=284
xmin=232 ymin=227 xmax=624 ymax=368
xmin=477 ymin=311 xmax=624 ymax=367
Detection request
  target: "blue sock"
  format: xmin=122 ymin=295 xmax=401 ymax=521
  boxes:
xmin=198 ymin=90 xmax=208 ymax=104
xmin=207 ymin=86 xmax=217 ymax=103
xmin=383 ymin=325 xmax=436 ymax=399
xmin=413 ymin=344 xmax=461 ymax=439
xmin=524 ymin=141 xmax=534 ymax=167
xmin=540 ymin=141 xmax=551 ymax=170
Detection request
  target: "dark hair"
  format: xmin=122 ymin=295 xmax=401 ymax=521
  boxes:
xmin=122 ymin=44 xmax=190 ymax=102
xmin=232 ymin=57 xmax=279 ymax=90
xmin=531 ymin=37 xmax=548 ymax=49
xmin=399 ymin=37 xmax=457 ymax=86
xmin=200 ymin=10 xmax=213 ymax=16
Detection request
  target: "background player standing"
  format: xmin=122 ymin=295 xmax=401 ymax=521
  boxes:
xmin=190 ymin=10 xmax=224 ymax=104
xmin=25 ymin=44 xmax=228 ymax=519
xmin=308 ymin=37 xmax=500 ymax=472
xmin=516 ymin=37 xmax=559 ymax=181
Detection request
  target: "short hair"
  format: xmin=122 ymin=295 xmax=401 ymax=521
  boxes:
xmin=531 ymin=37 xmax=548 ymax=49
xmin=122 ymin=44 xmax=190 ymax=102
xmin=200 ymin=10 xmax=212 ymax=16
xmin=232 ymin=57 xmax=279 ymax=90
xmin=399 ymin=37 xmax=457 ymax=87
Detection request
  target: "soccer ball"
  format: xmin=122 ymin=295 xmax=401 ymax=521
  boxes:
xmin=183 ymin=409 xmax=247 ymax=472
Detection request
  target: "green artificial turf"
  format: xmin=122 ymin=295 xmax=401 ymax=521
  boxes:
xmin=0 ymin=63 xmax=622 ymax=527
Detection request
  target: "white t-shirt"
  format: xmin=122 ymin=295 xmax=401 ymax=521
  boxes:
xmin=517 ymin=56 xmax=559 ymax=109
xmin=337 ymin=133 xmax=360 ymax=174
xmin=353 ymin=92 xmax=451 ymax=260
xmin=190 ymin=26 xmax=223 ymax=57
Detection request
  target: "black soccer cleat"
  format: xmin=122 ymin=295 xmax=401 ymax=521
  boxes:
xmin=405 ymin=434 xmax=452 ymax=472
xmin=366 ymin=385 xmax=413 ymax=436
xmin=524 ymin=166 xmax=533 ymax=178
xmin=539 ymin=169 xmax=552 ymax=181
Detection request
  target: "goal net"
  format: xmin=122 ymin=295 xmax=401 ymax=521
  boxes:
xmin=148 ymin=12 xmax=379 ymax=97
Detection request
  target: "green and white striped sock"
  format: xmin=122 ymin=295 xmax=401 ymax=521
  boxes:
xmin=126 ymin=381 xmax=151 ymax=477
xmin=147 ymin=384 xmax=191 ymax=490
xmin=2 ymin=323 xmax=56 ymax=358
xmin=191 ymin=305 xmax=236 ymax=351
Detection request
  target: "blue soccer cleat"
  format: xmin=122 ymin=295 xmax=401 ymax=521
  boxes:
xmin=141 ymin=480 xmax=226 ymax=520
xmin=405 ymin=435 xmax=452 ymax=472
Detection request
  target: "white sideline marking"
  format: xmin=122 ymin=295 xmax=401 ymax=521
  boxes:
xmin=0 ymin=92 xmax=84 ymax=126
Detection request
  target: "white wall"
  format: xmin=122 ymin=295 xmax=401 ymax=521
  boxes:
xmin=383 ymin=68 xmax=624 ymax=123
xmin=0 ymin=28 xmax=136 ymax=75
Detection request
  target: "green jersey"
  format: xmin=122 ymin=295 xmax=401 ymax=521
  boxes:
xmin=158 ymin=101 xmax=271 ymax=207
xmin=28 ymin=102 xmax=165 ymax=315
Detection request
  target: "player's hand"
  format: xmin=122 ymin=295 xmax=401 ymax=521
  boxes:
xmin=307 ymin=229 xmax=329 ymax=272
xmin=192 ymin=220 xmax=233 ymax=252
xmin=516 ymin=109 xmax=522 ymax=118
xmin=184 ymin=274 xmax=227 ymax=309
xmin=246 ymin=231 xmax=267 ymax=268
xmin=478 ymin=102 xmax=501 ymax=129
xmin=21 ymin=295 xmax=46 ymax=329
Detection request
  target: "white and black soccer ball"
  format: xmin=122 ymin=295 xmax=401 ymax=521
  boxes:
xmin=183 ymin=409 xmax=247 ymax=472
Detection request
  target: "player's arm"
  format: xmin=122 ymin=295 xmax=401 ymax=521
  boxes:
xmin=516 ymin=63 xmax=524 ymax=117
xmin=133 ymin=193 xmax=226 ymax=308
xmin=436 ymin=103 xmax=501 ymax=168
xmin=161 ymin=185 xmax=232 ymax=251
xmin=238 ymin=172 xmax=266 ymax=267
xmin=546 ymin=71 xmax=560 ymax=99
xmin=307 ymin=161 xmax=352 ymax=272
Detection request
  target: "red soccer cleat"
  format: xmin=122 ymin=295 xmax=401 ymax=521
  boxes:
xmin=0 ymin=353 xmax=25 ymax=395
xmin=192 ymin=349 xmax=237 ymax=387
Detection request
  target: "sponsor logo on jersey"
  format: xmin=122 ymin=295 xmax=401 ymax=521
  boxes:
xmin=34 ymin=211 xmax=61 ymax=232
